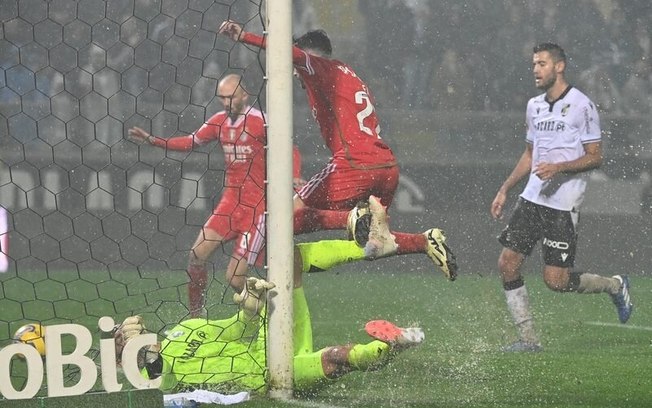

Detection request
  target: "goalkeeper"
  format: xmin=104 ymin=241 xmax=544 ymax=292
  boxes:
xmin=114 ymin=208 xmax=423 ymax=392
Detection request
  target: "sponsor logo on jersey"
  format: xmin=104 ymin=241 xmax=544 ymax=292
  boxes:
xmin=181 ymin=330 xmax=207 ymax=360
xmin=181 ymin=339 xmax=202 ymax=360
xmin=223 ymin=144 xmax=254 ymax=162
xmin=534 ymin=120 xmax=566 ymax=132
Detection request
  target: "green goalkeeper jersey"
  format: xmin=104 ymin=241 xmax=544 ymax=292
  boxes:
xmin=158 ymin=311 xmax=268 ymax=393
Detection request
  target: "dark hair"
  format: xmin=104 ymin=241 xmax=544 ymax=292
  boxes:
xmin=533 ymin=43 xmax=566 ymax=63
xmin=294 ymin=30 xmax=332 ymax=56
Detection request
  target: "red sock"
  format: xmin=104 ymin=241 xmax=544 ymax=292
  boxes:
xmin=188 ymin=264 xmax=208 ymax=317
xmin=393 ymin=232 xmax=427 ymax=255
xmin=293 ymin=207 xmax=348 ymax=235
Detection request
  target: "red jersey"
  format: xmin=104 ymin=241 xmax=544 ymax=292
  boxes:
xmin=241 ymin=33 xmax=396 ymax=169
xmin=196 ymin=107 xmax=266 ymax=190
xmin=151 ymin=106 xmax=302 ymax=207
xmin=153 ymin=106 xmax=267 ymax=207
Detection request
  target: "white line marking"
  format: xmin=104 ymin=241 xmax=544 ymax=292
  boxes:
xmin=584 ymin=321 xmax=652 ymax=331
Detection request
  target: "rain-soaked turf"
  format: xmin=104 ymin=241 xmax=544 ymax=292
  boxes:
xmin=2 ymin=267 xmax=648 ymax=407
xmin=247 ymin=268 xmax=650 ymax=408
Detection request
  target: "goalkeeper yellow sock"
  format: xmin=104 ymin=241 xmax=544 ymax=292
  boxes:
xmin=293 ymin=287 xmax=313 ymax=355
xmin=297 ymin=240 xmax=365 ymax=273
xmin=348 ymin=341 xmax=390 ymax=371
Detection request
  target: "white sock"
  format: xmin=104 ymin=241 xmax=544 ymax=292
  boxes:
xmin=505 ymin=285 xmax=539 ymax=344
xmin=578 ymin=273 xmax=620 ymax=294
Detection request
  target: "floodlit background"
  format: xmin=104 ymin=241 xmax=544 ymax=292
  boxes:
xmin=3 ymin=0 xmax=649 ymax=278
xmin=0 ymin=0 xmax=651 ymax=404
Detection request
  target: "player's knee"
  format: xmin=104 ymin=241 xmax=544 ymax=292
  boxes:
xmin=544 ymin=279 xmax=564 ymax=292
xmin=497 ymin=256 xmax=508 ymax=273
xmin=543 ymin=275 xmax=568 ymax=292
xmin=543 ymin=266 xmax=575 ymax=292
xmin=498 ymin=250 xmax=521 ymax=278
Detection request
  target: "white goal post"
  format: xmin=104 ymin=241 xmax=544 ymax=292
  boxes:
xmin=265 ymin=0 xmax=295 ymax=400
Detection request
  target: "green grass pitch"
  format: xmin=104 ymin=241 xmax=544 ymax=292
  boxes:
xmin=2 ymin=266 xmax=650 ymax=407
xmin=251 ymin=268 xmax=651 ymax=408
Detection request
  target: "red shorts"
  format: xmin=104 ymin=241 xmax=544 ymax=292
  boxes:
xmin=204 ymin=190 xmax=266 ymax=267
xmin=297 ymin=158 xmax=399 ymax=209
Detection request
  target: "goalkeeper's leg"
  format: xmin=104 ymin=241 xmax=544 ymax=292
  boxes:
xmin=295 ymin=205 xmax=398 ymax=274
xmin=293 ymin=323 xmax=423 ymax=389
xmin=293 ymin=286 xmax=314 ymax=355
xmin=292 ymin=342 xmax=389 ymax=389
xmin=296 ymin=240 xmax=366 ymax=274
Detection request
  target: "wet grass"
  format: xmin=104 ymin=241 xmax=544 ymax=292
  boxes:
xmin=245 ymin=268 xmax=651 ymax=408
xmin=2 ymin=267 xmax=649 ymax=407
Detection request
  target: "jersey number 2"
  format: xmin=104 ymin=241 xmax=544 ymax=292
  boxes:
xmin=354 ymin=91 xmax=377 ymax=137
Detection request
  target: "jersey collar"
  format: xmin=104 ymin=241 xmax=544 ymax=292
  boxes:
xmin=544 ymin=85 xmax=573 ymax=111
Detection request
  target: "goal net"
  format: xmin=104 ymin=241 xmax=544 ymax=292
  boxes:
xmin=0 ymin=0 xmax=289 ymax=398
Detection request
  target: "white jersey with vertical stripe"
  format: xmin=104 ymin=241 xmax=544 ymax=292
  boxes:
xmin=520 ymin=86 xmax=601 ymax=211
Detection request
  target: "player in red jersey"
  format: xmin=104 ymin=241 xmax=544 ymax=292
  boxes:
xmin=219 ymin=22 xmax=458 ymax=280
xmin=127 ymin=74 xmax=303 ymax=315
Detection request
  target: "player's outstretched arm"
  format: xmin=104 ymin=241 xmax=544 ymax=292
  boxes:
xmin=127 ymin=126 xmax=155 ymax=144
xmin=218 ymin=20 xmax=271 ymax=56
xmin=126 ymin=126 xmax=196 ymax=151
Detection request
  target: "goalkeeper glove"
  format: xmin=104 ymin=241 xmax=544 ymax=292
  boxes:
xmin=114 ymin=315 xmax=160 ymax=367
xmin=233 ymin=277 xmax=275 ymax=317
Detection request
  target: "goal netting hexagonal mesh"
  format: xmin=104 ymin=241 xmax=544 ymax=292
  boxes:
xmin=1 ymin=0 xmax=273 ymax=396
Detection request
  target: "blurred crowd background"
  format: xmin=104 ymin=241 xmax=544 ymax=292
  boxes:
xmin=295 ymin=0 xmax=651 ymax=115
xmin=1 ymin=0 xmax=651 ymax=277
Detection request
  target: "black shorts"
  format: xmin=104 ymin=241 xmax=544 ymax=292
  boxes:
xmin=498 ymin=198 xmax=578 ymax=267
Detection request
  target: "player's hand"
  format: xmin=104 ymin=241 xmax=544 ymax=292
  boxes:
xmin=233 ymin=277 xmax=275 ymax=316
xmin=491 ymin=191 xmax=507 ymax=220
xmin=533 ymin=162 xmax=560 ymax=180
xmin=127 ymin=126 xmax=152 ymax=144
xmin=219 ymin=20 xmax=243 ymax=41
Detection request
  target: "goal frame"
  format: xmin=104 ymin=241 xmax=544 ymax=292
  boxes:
xmin=264 ymin=0 xmax=295 ymax=400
